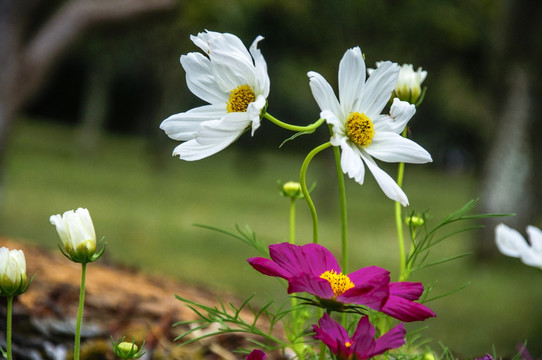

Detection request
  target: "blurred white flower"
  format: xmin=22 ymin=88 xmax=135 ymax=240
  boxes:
xmin=50 ymin=208 xmax=97 ymax=261
xmin=0 ymin=247 xmax=27 ymax=295
xmin=160 ymin=30 xmax=270 ymax=161
xmin=368 ymin=62 xmax=427 ymax=104
xmin=495 ymin=223 xmax=542 ymax=269
xmin=308 ymin=48 xmax=432 ymax=205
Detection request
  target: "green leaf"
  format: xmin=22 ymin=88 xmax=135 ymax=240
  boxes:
xmin=279 ymin=129 xmax=316 ymax=148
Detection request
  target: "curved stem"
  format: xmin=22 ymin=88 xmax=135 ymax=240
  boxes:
xmin=395 ymin=128 xmax=408 ymax=281
xmin=331 ymin=140 xmax=348 ymax=272
xmin=74 ymin=262 xmax=87 ymax=360
xmin=6 ymin=296 xmax=13 ymax=360
xmin=264 ymin=112 xmax=326 ymax=133
xmin=300 ymin=142 xmax=332 ymax=244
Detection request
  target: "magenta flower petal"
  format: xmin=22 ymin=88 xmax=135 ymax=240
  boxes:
xmin=314 ymin=314 xmax=406 ymax=360
xmin=339 ymin=266 xmax=390 ymax=308
xmin=246 ymin=349 xmax=267 ymax=360
xmin=381 ymin=294 xmax=436 ymax=322
xmin=288 ymin=273 xmax=335 ymax=298
xmin=246 ymin=257 xmax=292 ymax=279
xmin=269 ymin=242 xmax=341 ymax=276
xmin=388 ymin=281 xmax=424 ymax=301
xmin=312 ymin=313 xmax=350 ymax=356
xmin=370 ymin=323 xmax=406 ymax=355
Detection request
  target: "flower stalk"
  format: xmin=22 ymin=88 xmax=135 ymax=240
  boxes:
xmin=74 ymin=262 xmax=87 ymax=360
xmin=6 ymin=296 xmax=13 ymax=360
xmin=395 ymin=128 xmax=408 ymax=281
xmin=300 ymin=142 xmax=331 ymax=244
xmin=263 ymin=112 xmax=326 ymax=133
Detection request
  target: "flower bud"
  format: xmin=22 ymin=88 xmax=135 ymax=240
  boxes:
xmin=394 ymin=64 xmax=427 ymax=104
xmin=0 ymin=247 xmax=29 ymax=296
xmin=50 ymin=208 xmax=102 ymax=263
xmin=282 ymin=181 xmax=302 ymax=197
xmin=405 ymin=215 xmax=424 ymax=227
xmin=112 ymin=337 xmax=145 ymax=359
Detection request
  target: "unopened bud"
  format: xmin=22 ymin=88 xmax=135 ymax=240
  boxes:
xmin=283 ymin=181 xmax=302 ymax=197
xmin=405 ymin=215 xmax=424 ymax=227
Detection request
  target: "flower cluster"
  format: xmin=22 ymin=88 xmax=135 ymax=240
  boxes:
xmin=160 ymin=31 xmax=431 ymax=206
xmin=161 ymin=29 xmax=437 ymax=360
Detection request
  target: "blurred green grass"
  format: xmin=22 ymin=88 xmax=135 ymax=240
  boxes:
xmin=2 ymin=119 xmax=541 ymax=357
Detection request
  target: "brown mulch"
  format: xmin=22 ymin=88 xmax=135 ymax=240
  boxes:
xmin=0 ymin=238 xmax=280 ymax=360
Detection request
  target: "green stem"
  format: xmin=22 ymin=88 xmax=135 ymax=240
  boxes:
xmin=396 ymin=128 xmax=408 ymax=281
xmin=264 ymin=112 xmax=326 ymax=132
xmin=74 ymin=262 xmax=87 ymax=360
xmin=6 ymin=296 xmax=12 ymax=360
xmin=300 ymin=142 xmax=332 ymax=244
xmin=289 ymin=198 xmax=296 ymax=245
xmin=331 ymin=134 xmax=348 ymax=273
xmin=319 ymin=342 xmax=327 ymax=360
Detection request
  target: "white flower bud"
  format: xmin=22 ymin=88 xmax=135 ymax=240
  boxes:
xmin=395 ymin=64 xmax=427 ymax=104
xmin=0 ymin=247 xmax=28 ymax=295
xmin=50 ymin=208 xmax=97 ymax=262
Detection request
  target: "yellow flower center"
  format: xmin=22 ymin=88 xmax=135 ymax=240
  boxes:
xmin=345 ymin=342 xmax=352 ymax=348
xmin=320 ymin=270 xmax=355 ymax=297
xmin=227 ymin=85 xmax=256 ymax=113
xmin=346 ymin=112 xmax=374 ymax=148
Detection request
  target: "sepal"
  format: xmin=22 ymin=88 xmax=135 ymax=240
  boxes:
xmin=0 ymin=273 xmax=35 ymax=297
xmin=59 ymin=237 xmax=106 ymax=264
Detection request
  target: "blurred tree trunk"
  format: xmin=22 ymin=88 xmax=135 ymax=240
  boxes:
xmin=478 ymin=0 xmax=542 ymax=257
xmin=78 ymin=56 xmax=113 ymax=153
xmin=0 ymin=0 xmax=175 ymax=178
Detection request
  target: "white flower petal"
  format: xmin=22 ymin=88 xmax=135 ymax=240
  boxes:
xmin=357 ymin=61 xmax=399 ymax=118
xmin=208 ymin=34 xmax=256 ymax=91
xmin=366 ymin=132 xmax=432 ymax=164
xmin=181 ymin=53 xmax=228 ymax=104
xmin=247 ymin=95 xmax=266 ymax=135
xmin=308 ymin=71 xmax=343 ymax=120
xmin=519 ymin=248 xmax=542 ymax=268
xmin=527 ymin=226 xmax=542 ymax=253
xmin=340 ymin=140 xmax=365 ymax=184
xmin=495 ymin=224 xmax=529 ymax=258
xmin=173 ymin=114 xmax=248 ymax=161
xmin=373 ymin=98 xmax=416 ymax=134
xmin=360 ymin=151 xmax=409 ymax=206
xmin=338 ymin=47 xmax=366 ymax=112
xmin=160 ymin=104 xmax=226 ymax=141
xmin=249 ymin=36 xmax=270 ymax=97
xmin=321 ymin=110 xmax=344 ymax=138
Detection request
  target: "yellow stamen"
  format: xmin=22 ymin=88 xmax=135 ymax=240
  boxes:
xmin=346 ymin=112 xmax=374 ymax=148
xmin=345 ymin=342 xmax=352 ymax=348
xmin=320 ymin=270 xmax=355 ymax=296
xmin=227 ymin=85 xmax=256 ymax=113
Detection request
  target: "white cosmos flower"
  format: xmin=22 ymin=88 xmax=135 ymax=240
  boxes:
xmin=308 ymin=47 xmax=432 ymax=206
xmin=495 ymin=223 xmax=542 ymax=269
xmin=160 ymin=30 xmax=270 ymax=161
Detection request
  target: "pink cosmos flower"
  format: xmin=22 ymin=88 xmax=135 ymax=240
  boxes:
xmin=313 ymin=313 xmax=406 ymax=360
xmin=246 ymin=349 xmax=266 ymax=360
xmin=247 ymin=242 xmax=435 ymax=322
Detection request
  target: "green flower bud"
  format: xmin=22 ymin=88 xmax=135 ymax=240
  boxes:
xmin=112 ymin=337 xmax=145 ymax=359
xmin=0 ymin=247 xmax=30 ymax=297
xmin=405 ymin=215 xmax=424 ymax=227
xmin=283 ymin=181 xmax=302 ymax=197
